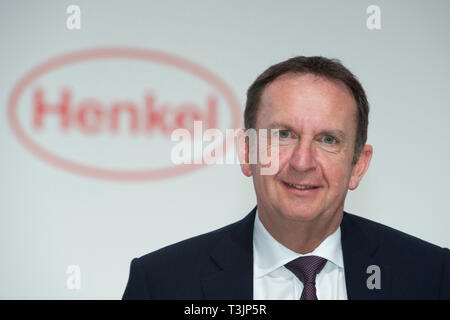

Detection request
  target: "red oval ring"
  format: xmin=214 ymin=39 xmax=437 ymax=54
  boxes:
xmin=7 ymin=47 xmax=242 ymax=181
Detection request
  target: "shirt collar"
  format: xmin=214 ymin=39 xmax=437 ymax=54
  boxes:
xmin=253 ymin=209 xmax=344 ymax=278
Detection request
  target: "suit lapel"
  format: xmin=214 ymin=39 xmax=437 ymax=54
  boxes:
xmin=201 ymin=207 xmax=256 ymax=299
xmin=341 ymin=212 xmax=392 ymax=299
xmin=201 ymin=208 xmax=393 ymax=300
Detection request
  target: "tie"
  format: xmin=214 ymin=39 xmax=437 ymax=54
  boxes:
xmin=285 ymin=255 xmax=327 ymax=300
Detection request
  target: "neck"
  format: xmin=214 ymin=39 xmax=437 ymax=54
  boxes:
xmin=257 ymin=207 xmax=343 ymax=254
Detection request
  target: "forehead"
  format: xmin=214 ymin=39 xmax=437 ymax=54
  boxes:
xmin=257 ymin=73 xmax=357 ymax=132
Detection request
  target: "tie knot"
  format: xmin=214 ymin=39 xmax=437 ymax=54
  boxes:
xmin=285 ymin=255 xmax=327 ymax=284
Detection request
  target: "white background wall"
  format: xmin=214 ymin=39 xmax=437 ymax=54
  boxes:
xmin=0 ymin=0 xmax=449 ymax=299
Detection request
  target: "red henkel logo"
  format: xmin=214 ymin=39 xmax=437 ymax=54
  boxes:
xmin=31 ymin=89 xmax=218 ymax=136
xmin=8 ymin=48 xmax=241 ymax=181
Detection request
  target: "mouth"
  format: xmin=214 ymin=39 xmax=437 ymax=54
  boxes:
xmin=283 ymin=182 xmax=321 ymax=194
xmin=285 ymin=183 xmax=318 ymax=190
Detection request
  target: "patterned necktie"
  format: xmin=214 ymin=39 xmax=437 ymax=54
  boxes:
xmin=284 ymin=255 xmax=327 ymax=300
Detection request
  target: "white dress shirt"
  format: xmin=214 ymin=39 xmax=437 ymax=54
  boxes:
xmin=253 ymin=210 xmax=348 ymax=300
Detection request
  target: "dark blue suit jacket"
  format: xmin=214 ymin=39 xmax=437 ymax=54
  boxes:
xmin=122 ymin=207 xmax=450 ymax=299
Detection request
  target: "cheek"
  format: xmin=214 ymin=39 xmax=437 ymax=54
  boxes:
xmin=251 ymin=169 xmax=277 ymax=202
xmin=277 ymin=146 xmax=295 ymax=166
xmin=318 ymin=155 xmax=353 ymax=189
xmin=331 ymin=169 xmax=353 ymax=195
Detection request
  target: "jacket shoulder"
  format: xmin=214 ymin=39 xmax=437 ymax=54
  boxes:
xmin=123 ymin=216 xmax=247 ymax=299
xmin=343 ymin=212 xmax=450 ymax=299
xmin=140 ymin=217 xmax=243 ymax=264
xmin=343 ymin=212 xmax=445 ymax=254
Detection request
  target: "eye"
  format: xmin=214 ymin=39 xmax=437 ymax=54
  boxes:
xmin=322 ymin=135 xmax=337 ymax=144
xmin=278 ymin=129 xmax=292 ymax=139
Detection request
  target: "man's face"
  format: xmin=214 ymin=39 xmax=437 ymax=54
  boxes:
xmin=241 ymin=73 xmax=372 ymax=228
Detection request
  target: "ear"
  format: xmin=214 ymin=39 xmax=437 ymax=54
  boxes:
xmin=349 ymin=144 xmax=373 ymax=190
xmin=237 ymin=128 xmax=253 ymax=177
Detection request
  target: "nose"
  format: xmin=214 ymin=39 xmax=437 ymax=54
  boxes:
xmin=289 ymin=137 xmax=318 ymax=173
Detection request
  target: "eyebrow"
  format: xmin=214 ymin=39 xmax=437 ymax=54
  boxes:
xmin=266 ymin=122 xmax=348 ymax=141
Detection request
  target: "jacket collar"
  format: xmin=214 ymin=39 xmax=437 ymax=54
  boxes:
xmin=341 ymin=212 xmax=392 ymax=299
xmin=201 ymin=207 xmax=256 ymax=299
xmin=201 ymin=207 xmax=392 ymax=300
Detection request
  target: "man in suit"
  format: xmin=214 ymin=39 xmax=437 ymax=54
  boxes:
xmin=123 ymin=56 xmax=450 ymax=299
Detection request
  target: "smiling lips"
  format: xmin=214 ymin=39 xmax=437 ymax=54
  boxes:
xmin=284 ymin=182 xmax=321 ymax=191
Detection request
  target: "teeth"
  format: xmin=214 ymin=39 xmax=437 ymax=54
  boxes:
xmin=288 ymin=183 xmax=316 ymax=190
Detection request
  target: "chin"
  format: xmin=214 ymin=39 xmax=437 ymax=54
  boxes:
xmin=281 ymin=207 xmax=321 ymax=222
